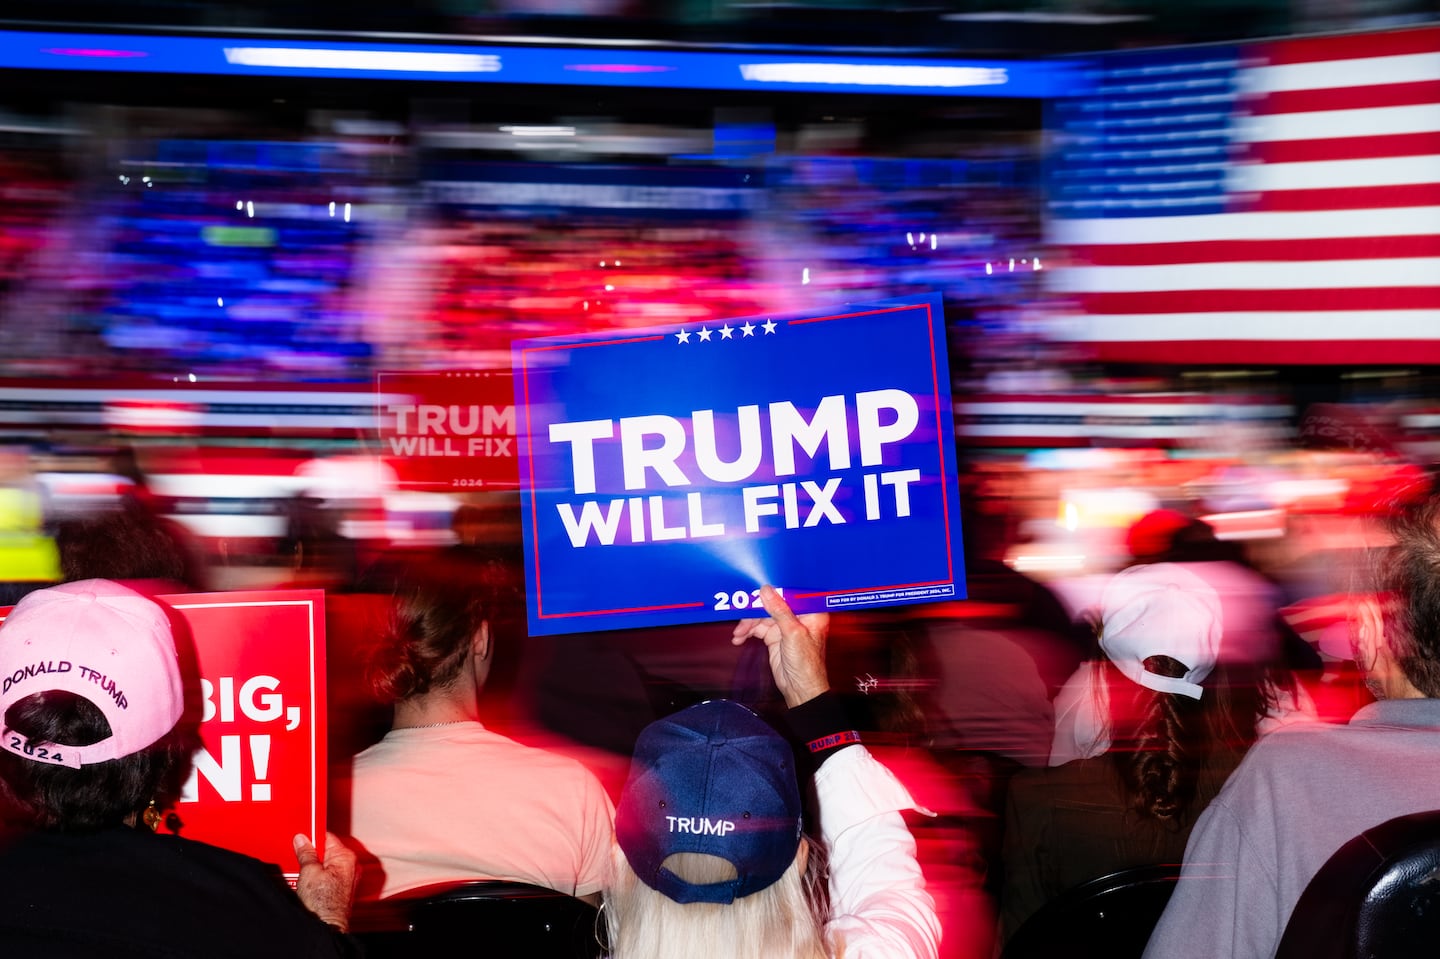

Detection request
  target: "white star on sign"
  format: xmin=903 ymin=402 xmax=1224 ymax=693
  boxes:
xmin=762 ymin=319 xmax=778 ymax=335
xmin=719 ymin=324 xmax=734 ymax=340
xmin=697 ymin=327 xmax=713 ymax=342
xmin=676 ymin=329 xmax=691 ymax=344
xmin=741 ymin=321 xmax=756 ymax=337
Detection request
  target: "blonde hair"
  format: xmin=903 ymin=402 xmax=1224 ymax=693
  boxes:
xmin=604 ymin=840 xmax=829 ymax=959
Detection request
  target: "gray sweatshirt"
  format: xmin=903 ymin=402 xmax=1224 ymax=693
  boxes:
xmin=1144 ymin=698 xmax=1440 ymax=959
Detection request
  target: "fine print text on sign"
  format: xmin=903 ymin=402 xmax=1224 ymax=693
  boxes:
xmin=513 ymin=293 xmax=965 ymax=636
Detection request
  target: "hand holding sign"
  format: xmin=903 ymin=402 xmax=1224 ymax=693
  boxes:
xmin=162 ymin=590 xmax=327 ymax=878
xmin=732 ymin=585 xmax=829 ymax=709
xmin=0 ymin=588 xmax=327 ymax=875
xmin=294 ymin=832 xmax=357 ymax=933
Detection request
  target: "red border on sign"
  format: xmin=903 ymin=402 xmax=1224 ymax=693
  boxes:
xmin=169 ymin=595 xmax=324 ymax=876
xmin=517 ymin=302 xmax=957 ymax=618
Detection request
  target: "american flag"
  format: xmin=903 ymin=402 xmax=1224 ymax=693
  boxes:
xmin=1045 ymin=25 xmax=1440 ymax=364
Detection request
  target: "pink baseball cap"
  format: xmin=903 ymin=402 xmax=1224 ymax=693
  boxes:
xmin=0 ymin=580 xmax=183 ymax=769
xmin=1099 ymin=564 xmax=1223 ymax=701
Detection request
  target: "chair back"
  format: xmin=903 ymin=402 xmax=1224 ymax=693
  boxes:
xmin=352 ymin=880 xmax=602 ymax=959
xmin=1276 ymin=810 xmax=1440 ymax=959
xmin=1002 ymin=863 xmax=1181 ymax=959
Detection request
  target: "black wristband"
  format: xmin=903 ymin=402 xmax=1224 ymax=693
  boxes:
xmin=786 ymin=691 xmax=861 ymax=764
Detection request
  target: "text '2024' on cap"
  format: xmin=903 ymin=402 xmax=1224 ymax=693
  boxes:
xmin=0 ymin=579 xmax=183 ymax=769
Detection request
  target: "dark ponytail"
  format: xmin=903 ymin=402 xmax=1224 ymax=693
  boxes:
xmin=363 ymin=555 xmax=522 ymax=705
xmin=1111 ymin=656 xmax=1204 ymax=825
xmin=1109 ymin=651 xmax=1267 ymax=825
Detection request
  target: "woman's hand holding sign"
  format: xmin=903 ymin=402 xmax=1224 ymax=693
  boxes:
xmin=732 ymin=585 xmax=830 ymax=708
xmin=294 ymin=832 xmax=358 ymax=933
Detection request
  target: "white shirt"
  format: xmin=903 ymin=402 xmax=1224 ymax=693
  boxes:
xmin=345 ymin=721 xmax=615 ymax=900
xmin=817 ymin=746 xmax=942 ymax=959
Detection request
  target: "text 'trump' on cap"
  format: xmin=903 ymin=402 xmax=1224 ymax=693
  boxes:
xmin=0 ymin=579 xmax=183 ymax=769
xmin=615 ymin=699 xmax=803 ymax=905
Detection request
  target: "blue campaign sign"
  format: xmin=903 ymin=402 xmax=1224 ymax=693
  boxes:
xmin=513 ymin=293 xmax=965 ymax=635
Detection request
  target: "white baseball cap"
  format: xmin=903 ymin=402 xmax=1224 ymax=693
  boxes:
xmin=1099 ymin=564 xmax=1223 ymax=700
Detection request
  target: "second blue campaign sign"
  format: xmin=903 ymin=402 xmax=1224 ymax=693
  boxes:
xmin=513 ymin=292 xmax=965 ymax=635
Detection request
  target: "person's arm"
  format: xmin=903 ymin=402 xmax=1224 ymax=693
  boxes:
xmin=734 ymin=586 xmax=941 ymax=959
xmin=814 ymin=746 xmax=942 ymax=959
xmin=1142 ymin=800 xmax=1278 ymax=959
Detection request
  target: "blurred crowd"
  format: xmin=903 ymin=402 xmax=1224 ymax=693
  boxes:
xmin=0 ymin=4 xmax=1436 ymax=954
xmin=0 ymin=410 xmax=1432 ymax=955
xmin=0 ymin=136 xmax=1042 ymax=380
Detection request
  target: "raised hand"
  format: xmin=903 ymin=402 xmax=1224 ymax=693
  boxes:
xmin=731 ymin=585 xmax=830 ymax=708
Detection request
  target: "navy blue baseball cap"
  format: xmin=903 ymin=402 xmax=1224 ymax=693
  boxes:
xmin=615 ymin=699 xmax=803 ymax=904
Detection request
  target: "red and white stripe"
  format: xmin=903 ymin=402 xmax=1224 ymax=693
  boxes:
xmin=1049 ymin=25 xmax=1440 ymax=364
xmin=954 ymin=392 xmax=1291 ymax=447
xmin=0 ymin=381 xmax=407 ymax=437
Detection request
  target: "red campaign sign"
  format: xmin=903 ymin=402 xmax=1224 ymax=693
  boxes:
xmin=160 ymin=590 xmax=327 ymax=881
xmin=376 ymin=370 xmax=519 ymax=491
xmin=0 ymin=590 xmax=326 ymax=880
